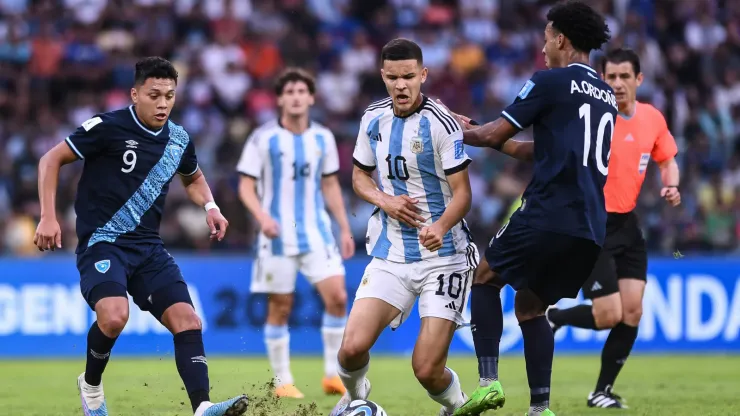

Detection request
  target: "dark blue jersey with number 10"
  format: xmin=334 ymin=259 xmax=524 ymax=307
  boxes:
xmin=501 ymin=63 xmax=618 ymax=246
xmin=64 ymin=106 xmax=199 ymax=254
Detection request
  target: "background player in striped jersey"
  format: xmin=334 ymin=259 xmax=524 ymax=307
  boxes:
xmin=546 ymin=48 xmax=681 ymax=409
xmin=236 ymin=68 xmax=354 ymax=399
xmin=330 ymin=39 xmax=478 ymax=416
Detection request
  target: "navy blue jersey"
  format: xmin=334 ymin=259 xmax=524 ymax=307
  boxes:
xmin=65 ymin=106 xmax=198 ymax=254
xmin=501 ymin=63 xmax=618 ymax=246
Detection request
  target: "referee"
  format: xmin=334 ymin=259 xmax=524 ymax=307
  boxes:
xmin=546 ymin=48 xmax=681 ymax=409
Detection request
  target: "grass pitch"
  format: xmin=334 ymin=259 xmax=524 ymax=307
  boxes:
xmin=1 ymin=355 xmax=738 ymax=415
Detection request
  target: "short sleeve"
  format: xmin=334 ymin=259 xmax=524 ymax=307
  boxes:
xmin=236 ymin=131 xmax=263 ymax=179
xmin=65 ymin=116 xmax=106 ymax=160
xmin=438 ymin=129 xmax=472 ymax=176
xmin=320 ymin=132 xmax=340 ymax=176
xmin=352 ymin=114 xmax=377 ymax=172
xmin=651 ymin=111 xmax=678 ymax=163
xmin=177 ymin=140 xmax=199 ymax=176
xmin=501 ymin=71 xmax=551 ymax=130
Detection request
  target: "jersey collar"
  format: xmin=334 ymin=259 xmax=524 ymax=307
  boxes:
xmin=129 ymin=105 xmax=164 ymax=136
xmin=277 ymin=117 xmax=312 ymax=135
xmin=568 ymin=63 xmax=597 ymax=73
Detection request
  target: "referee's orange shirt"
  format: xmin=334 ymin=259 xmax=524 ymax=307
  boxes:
xmin=604 ymin=101 xmax=678 ymax=213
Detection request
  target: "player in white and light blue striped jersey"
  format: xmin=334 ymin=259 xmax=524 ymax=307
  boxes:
xmin=354 ymin=96 xmax=474 ymax=263
xmin=237 ymin=68 xmax=354 ymax=399
xmin=330 ymin=39 xmax=478 ymax=416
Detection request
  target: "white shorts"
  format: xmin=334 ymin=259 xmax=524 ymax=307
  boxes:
xmin=250 ymin=246 xmax=346 ymax=294
xmin=355 ymin=245 xmax=479 ymax=328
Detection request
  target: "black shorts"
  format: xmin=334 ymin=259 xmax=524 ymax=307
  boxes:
xmin=582 ymin=212 xmax=648 ymax=299
xmin=485 ymin=217 xmax=601 ymax=305
xmin=77 ymin=242 xmax=192 ymax=317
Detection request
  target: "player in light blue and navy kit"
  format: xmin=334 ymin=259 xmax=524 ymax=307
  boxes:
xmin=447 ymin=3 xmax=616 ymax=416
xmin=34 ymin=57 xmax=248 ymax=416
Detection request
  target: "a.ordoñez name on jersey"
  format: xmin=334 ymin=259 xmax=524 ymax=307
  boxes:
xmin=570 ymin=79 xmax=618 ymax=110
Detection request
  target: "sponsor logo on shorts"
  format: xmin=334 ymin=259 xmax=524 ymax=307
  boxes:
xmin=94 ymin=260 xmax=111 ymax=274
xmin=591 ymin=281 xmax=602 ymax=291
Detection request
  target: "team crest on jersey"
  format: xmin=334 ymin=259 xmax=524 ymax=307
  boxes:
xmin=95 ymin=260 xmax=111 ymax=274
xmin=410 ymin=138 xmax=424 ymax=154
xmin=518 ymin=80 xmax=535 ymax=99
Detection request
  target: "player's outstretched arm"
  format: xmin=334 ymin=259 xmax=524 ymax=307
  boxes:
xmin=419 ymin=167 xmax=472 ymax=252
xmin=463 ymin=118 xmax=517 ymax=150
xmin=35 ymin=142 xmax=79 ymax=251
xmin=322 ymin=174 xmax=355 ymax=259
xmin=180 ymin=169 xmax=229 ymax=241
xmin=352 ymin=165 xmax=424 ymax=228
xmin=501 ymin=140 xmax=534 ymax=162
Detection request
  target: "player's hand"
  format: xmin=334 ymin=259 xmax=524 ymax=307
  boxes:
xmin=339 ymin=229 xmax=355 ymax=259
xmin=34 ymin=217 xmax=62 ymax=252
xmin=380 ymin=195 xmax=425 ymax=228
xmin=259 ymin=215 xmax=280 ymax=239
xmin=419 ymin=224 xmax=445 ymax=252
xmin=660 ymin=186 xmax=681 ymax=207
xmin=435 ymin=99 xmax=474 ymax=130
xmin=206 ymin=208 xmax=229 ymax=241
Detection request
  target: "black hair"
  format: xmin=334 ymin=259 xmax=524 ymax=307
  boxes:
xmin=274 ymin=67 xmax=316 ymax=96
xmin=547 ymin=1 xmax=611 ymax=54
xmin=602 ymin=47 xmax=641 ymax=75
xmin=380 ymin=38 xmax=423 ymax=64
xmin=134 ymin=57 xmax=178 ymax=86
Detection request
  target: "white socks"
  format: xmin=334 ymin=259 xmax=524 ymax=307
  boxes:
xmin=321 ymin=313 xmax=347 ymax=378
xmin=428 ymin=368 xmax=466 ymax=413
xmin=264 ymin=324 xmax=294 ymax=385
xmin=337 ymin=361 xmax=370 ymax=400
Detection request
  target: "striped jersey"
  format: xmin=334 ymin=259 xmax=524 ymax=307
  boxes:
xmin=353 ymin=96 xmax=473 ymax=264
xmin=237 ymin=120 xmax=339 ymax=257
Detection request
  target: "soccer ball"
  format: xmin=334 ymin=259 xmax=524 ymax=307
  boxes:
xmin=335 ymin=399 xmax=388 ymax=416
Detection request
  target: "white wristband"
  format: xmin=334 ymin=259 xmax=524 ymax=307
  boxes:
xmin=204 ymin=201 xmax=219 ymax=212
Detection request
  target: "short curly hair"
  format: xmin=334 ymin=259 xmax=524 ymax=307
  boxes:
xmin=547 ymin=1 xmax=611 ymax=54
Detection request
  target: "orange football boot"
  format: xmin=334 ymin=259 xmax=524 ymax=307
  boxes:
xmin=275 ymin=383 xmax=305 ymax=399
xmin=322 ymin=375 xmax=347 ymax=395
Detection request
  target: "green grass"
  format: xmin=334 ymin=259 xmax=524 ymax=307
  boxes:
xmin=1 ymin=355 xmax=739 ymax=415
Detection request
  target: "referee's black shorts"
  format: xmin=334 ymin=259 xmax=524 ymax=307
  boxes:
xmin=582 ymin=211 xmax=648 ymax=300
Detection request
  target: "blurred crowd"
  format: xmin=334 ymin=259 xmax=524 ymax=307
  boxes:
xmin=1 ymin=0 xmax=740 ymax=256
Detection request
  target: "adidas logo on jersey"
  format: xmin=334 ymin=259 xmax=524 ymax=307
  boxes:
xmin=371 ymin=132 xmax=382 ymax=142
xmin=591 ymin=281 xmax=602 ymax=291
xmin=444 ymin=301 xmax=457 ymax=310
xmin=624 ymin=134 xmax=634 ymax=142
